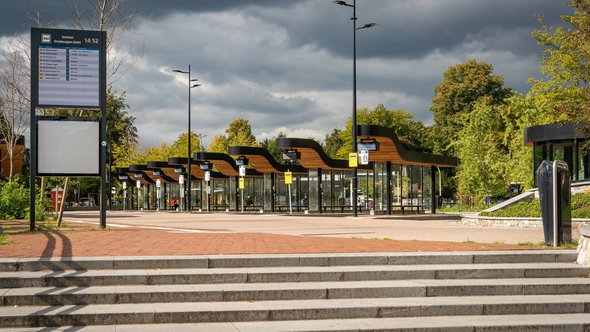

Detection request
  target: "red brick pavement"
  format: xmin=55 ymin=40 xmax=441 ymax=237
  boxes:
xmin=0 ymin=228 xmax=539 ymax=258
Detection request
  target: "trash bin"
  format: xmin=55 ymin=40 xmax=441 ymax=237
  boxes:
xmin=536 ymin=160 xmax=572 ymax=246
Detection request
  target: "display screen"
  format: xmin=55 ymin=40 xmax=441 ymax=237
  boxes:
xmin=32 ymin=28 xmax=104 ymax=109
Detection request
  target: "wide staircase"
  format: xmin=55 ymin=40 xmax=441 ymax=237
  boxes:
xmin=1 ymin=250 xmax=590 ymax=331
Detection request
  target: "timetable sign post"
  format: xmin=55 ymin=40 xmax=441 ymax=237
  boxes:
xmin=31 ymin=28 xmax=105 ymax=109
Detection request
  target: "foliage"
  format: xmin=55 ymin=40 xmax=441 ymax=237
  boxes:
xmin=532 ymin=0 xmax=590 ymax=127
xmin=0 ymin=180 xmax=30 ymax=219
xmin=208 ymin=134 xmax=229 ymax=153
xmin=322 ymin=128 xmax=344 ymax=158
xmin=480 ymin=200 xmax=541 ymax=218
xmin=260 ymin=132 xmax=287 ymax=164
xmin=454 ymin=98 xmax=509 ymax=203
xmin=572 ymin=192 xmax=590 ymax=218
xmin=226 ymin=118 xmax=258 ymax=147
xmin=480 ymin=192 xmax=590 ymax=218
xmin=0 ymin=233 xmax=8 ymax=246
xmin=430 ymin=60 xmax=513 ymax=156
xmin=437 ymin=204 xmax=481 ymax=213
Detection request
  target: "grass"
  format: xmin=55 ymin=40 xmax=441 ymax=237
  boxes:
xmin=517 ymin=241 xmax=547 ymax=247
xmin=34 ymin=221 xmax=71 ymax=231
xmin=493 ymin=240 xmax=505 ymax=245
xmin=0 ymin=233 xmax=8 ymax=246
xmin=439 ymin=205 xmax=482 ymax=213
xmin=463 ymin=239 xmax=476 ymax=244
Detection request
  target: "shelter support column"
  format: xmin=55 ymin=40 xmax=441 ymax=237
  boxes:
xmin=386 ymin=162 xmax=392 ymax=215
xmin=431 ymin=165 xmax=436 ymax=214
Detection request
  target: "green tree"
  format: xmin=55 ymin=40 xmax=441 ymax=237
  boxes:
xmin=260 ymin=132 xmax=286 ymax=163
xmin=430 ymin=60 xmax=513 ymax=156
xmin=323 ymin=129 xmax=344 ymax=158
xmin=532 ymin=0 xmax=590 ymax=128
xmin=454 ymin=97 xmax=509 ymax=204
xmin=168 ymin=132 xmax=205 ymax=157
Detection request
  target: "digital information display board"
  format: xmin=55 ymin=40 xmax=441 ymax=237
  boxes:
xmin=31 ymin=28 xmax=105 ymax=109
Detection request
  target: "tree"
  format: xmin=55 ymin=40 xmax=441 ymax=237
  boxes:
xmin=322 ymin=129 xmax=344 ymax=158
xmin=226 ymin=118 xmax=258 ymax=147
xmin=208 ymin=134 xmax=229 ymax=153
xmin=0 ymin=40 xmax=29 ymax=182
xmin=430 ymin=60 xmax=513 ymax=156
xmin=454 ymin=97 xmax=509 ymax=204
xmin=532 ymin=0 xmax=590 ymax=129
xmin=169 ymin=132 xmax=205 ymax=157
xmin=260 ymin=132 xmax=286 ymax=163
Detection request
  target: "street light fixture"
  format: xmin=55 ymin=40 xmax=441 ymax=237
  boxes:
xmin=333 ymin=0 xmax=377 ymax=217
xmin=172 ymin=65 xmax=201 ymax=211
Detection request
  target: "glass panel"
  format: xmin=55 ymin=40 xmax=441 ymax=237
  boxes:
xmin=391 ymin=164 xmax=401 ymax=210
xmin=229 ymin=177 xmax=237 ymax=210
xmin=553 ymin=142 xmax=574 ymax=179
xmin=264 ymin=173 xmax=273 ymax=211
xmin=401 ymin=165 xmax=411 ymax=206
xmin=411 ymin=166 xmax=422 ymax=208
xmin=533 ymin=143 xmax=547 ymax=186
xmin=322 ymin=171 xmax=332 ymax=210
xmin=374 ymin=163 xmax=387 ymax=211
xmin=298 ymin=174 xmax=309 ymax=210
xmin=423 ymin=167 xmax=432 ymax=211
xmin=579 ymin=143 xmax=589 ymax=181
xmin=307 ymin=169 xmax=318 ymax=212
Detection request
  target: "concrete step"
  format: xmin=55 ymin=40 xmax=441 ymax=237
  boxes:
xmin=1 ymin=295 xmax=590 ymax=327
xmin=0 ymin=250 xmax=576 ymax=271
xmin=0 ymin=262 xmax=585 ymax=288
xmin=3 ymin=277 xmax=590 ymax=306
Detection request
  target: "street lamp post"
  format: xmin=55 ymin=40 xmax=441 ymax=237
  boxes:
xmin=333 ymin=0 xmax=377 ymax=217
xmin=173 ymin=66 xmax=201 ymax=211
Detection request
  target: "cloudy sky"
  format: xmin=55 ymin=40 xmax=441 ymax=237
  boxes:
xmin=1 ymin=0 xmax=569 ymax=148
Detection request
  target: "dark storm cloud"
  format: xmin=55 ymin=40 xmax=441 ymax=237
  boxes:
xmin=0 ymin=0 xmax=576 ymax=146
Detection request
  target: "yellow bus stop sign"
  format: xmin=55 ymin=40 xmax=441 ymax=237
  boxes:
xmin=238 ymin=177 xmax=245 ymax=189
xmin=348 ymin=152 xmax=358 ymax=167
xmin=285 ymin=171 xmax=293 ymax=185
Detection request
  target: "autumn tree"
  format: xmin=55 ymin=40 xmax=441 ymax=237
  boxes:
xmin=430 ymin=60 xmax=513 ymax=156
xmin=226 ymin=118 xmax=258 ymax=147
xmin=322 ymin=129 xmax=344 ymax=158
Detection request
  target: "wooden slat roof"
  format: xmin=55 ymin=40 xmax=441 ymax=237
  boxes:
xmin=228 ymin=146 xmax=307 ymax=174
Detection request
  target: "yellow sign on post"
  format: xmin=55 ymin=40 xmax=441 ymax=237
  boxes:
xmin=285 ymin=171 xmax=292 ymax=185
xmin=348 ymin=152 xmax=358 ymax=167
xmin=238 ymin=177 xmax=245 ymax=189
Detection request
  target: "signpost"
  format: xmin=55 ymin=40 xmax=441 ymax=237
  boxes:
xmin=156 ymin=179 xmax=161 ymax=211
xmin=136 ymin=180 xmax=141 ymax=211
xmin=30 ymin=27 xmax=107 ymax=230
xmin=239 ymin=177 xmax=245 ymax=213
xmin=358 ymin=150 xmax=369 ymax=165
xmin=179 ymin=174 xmax=185 ymax=211
xmin=285 ymin=171 xmax=293 ymax=215
xmin=122 ymin=181 xmax=127 ymax=211
xmin=204 ymin=171 xmax=210 ymax=212
xmin=348 ymin=152 xmax=358 ymax=168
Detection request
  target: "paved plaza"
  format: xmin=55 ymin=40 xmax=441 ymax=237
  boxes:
xmin=0 ymin=211 xmax=553 ymax=258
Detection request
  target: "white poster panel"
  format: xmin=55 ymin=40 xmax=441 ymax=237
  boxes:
xmin=37 ymin=120 xmax=99 ymax=175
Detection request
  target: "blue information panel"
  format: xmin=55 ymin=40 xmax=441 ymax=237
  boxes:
xmin=32 ymin=28 xmax=105 ymax=109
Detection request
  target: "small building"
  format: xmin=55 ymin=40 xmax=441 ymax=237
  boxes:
xmin=524 ymin=122 xmax=590 ymax=185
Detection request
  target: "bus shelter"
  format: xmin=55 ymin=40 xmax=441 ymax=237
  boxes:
xmin=195 ymin=152 xmax=263 ymax=212
xmin=357 ymin=124 xmax=458 ymax=214
xmin=228 ymin=146 xmax=308 ymax=212
xmin=276 ymin=138 xmax=373 ymax=213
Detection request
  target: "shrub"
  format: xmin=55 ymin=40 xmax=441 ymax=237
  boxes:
xmin=572 ymin=193 xmax=590 ymax=219
xmin=0 ymin=181 xmax=29 ymax=219
xmin=480 ymin=200 xmax=541 ymax=218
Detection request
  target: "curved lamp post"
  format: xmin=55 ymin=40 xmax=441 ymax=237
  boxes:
xmin=173 ymin=66 xmax=201 ymax=211
xmin=333 ymin=0 xmax=377 ymax=217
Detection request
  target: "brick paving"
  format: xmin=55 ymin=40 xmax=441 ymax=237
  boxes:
xmin=0 ymin=226 xmax=537 ymax=259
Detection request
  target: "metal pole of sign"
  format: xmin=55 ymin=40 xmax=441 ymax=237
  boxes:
xmin=123 ymin=185 xmax=126 ymax=211
xmin=552 ymin=160 xmax=558 ymax=248
xmin=137 ymin=185 xmax=141 ymax=211
xmin=241 ymin=186 xmax=244 ymax=213
xmin=288 ymin=183 xmax=292 ymax=215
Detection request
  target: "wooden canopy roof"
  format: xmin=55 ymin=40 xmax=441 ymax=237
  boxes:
xmin=357 ymin=125 xmax=458 ymax=167
xmin=129 ymin=164 xmax=176 ymax=183
xmin=228 ymin=146 xmax=307 ymax=174
xmin=168 ymin=157 xmax=228 ymax=179
xmin=276 ymin=138 xmax=372 ymax=171
xmin=194 ymin=152 xmax=262 ymax=177
xmin=116 ymin=167 xmax=154 ymax=185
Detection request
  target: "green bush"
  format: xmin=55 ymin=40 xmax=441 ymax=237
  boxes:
xmin=572 ymin=193 xmax=590 ymax=219
xmin=480 ymin=192 xmax=590 ymax=218
xmin=0 ymin=181 xmax=29 ymax=219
